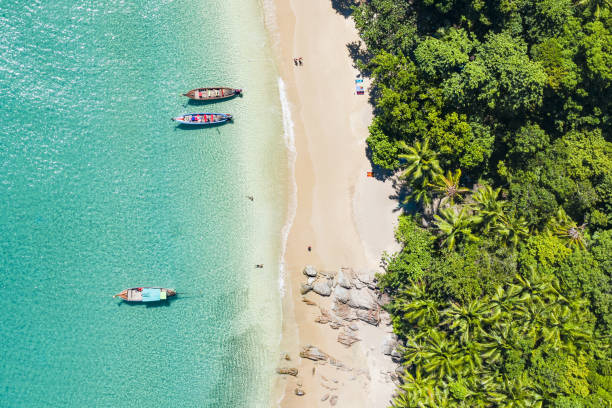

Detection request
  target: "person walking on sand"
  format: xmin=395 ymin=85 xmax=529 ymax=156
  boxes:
xmin=308 ymin=245 xmax=311 ymax=252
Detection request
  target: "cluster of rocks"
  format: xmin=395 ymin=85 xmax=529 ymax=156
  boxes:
xmin=300 ymin=266 xmax=390 ymax=346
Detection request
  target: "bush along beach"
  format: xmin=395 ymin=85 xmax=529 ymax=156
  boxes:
xmin=351 ymin=0 xmax=611 ymax=406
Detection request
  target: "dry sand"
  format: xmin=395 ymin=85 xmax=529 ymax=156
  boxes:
xmin=266 ymin=0 xmax=401 ymax=406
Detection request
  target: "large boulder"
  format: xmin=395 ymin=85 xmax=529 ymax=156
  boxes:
xmin=336 ymin=268 xmax=353 ymax=289
xmin=381 ymin=334 xmax=398 ymax=355
xmin=303 ymin=265 xmax=318 ymax=277
xmin=356 ymin=308 xmax=380 ymax=326
xmin=391 ymin=346 xmax=402 ymax=362
xmin=300 ymin=283 xmax=312 ymax=295
xmin=294 ymin=387 xmax=305 ymax=396
xmin=333 ymin=285 xmax=350 ymax=303
xmin=355 ymin=270 xmax=377 ymax=290
xmin=300 ymin=345 xmax=328 ymax=361
xmin=348 ymin=288 xmax=376 ymax=310
xmin=312 ymin=280 xmax=332 ymax=296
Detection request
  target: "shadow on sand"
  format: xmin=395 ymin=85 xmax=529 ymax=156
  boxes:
xmin=330 ymin=0 xmax=356 ymax=18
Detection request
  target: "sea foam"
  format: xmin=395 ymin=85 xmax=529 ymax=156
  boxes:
xmin=277 ymin=77 xmax=297 ymax=298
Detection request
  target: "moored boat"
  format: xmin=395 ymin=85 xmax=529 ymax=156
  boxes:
xmin=114 ymin=287 xmax=176 ymax=302
xmin=183 ymin=87 xmax=242 ymax=101
xmin=171 ymin=113 xmax=232 ymax=125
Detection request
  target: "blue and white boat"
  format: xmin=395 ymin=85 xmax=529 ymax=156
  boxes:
xmin=172 ymin=113 xmax=232 ymax=125
xmin=114 ymin=287 xmax=176 ymax=302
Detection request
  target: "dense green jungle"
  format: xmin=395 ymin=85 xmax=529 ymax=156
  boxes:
xmin=349 ymin=0 xmax=612 ymax=406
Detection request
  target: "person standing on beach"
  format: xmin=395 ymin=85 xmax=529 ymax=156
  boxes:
xmin=298 ymin=57 xmax=303 ymax=66
xmin=293 ymin=58 xmax=298 ymax=66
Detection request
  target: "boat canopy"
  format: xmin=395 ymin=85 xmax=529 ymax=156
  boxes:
xmin=141 ymin=288 xmax=161 ymax=302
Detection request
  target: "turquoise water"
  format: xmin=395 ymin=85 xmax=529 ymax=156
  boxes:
xmin=0 ymin=1 xmax=287 ymax=406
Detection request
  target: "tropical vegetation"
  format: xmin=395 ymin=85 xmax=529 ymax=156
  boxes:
xmin=348 ymin=0 xmax=611 ymax=406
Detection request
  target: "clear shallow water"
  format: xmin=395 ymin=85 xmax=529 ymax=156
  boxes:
xmin=0 ymin=1 xmax=286 ymax=406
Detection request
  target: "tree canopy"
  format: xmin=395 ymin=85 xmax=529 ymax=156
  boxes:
xmin=351 ymin=0 xmax=612 ymax=406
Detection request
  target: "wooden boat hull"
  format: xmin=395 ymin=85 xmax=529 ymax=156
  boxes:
xmin=114 ymin=287 xmax=176 ymax=302
xmin=172 ymin=113 xmax=232 ymax=125
xmin=183 ymin=87 xmax=242 ymax=101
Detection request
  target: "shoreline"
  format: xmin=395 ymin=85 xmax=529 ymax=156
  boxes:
xmin=264 ymin=0 xmax=401 ymax=406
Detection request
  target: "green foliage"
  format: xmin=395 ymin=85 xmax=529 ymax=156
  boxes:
xmin=353 ymin=0 xmax=612 ymax=406
xmin=379 ymin=216 xmax=434 ymax=293
xmin=367 ymin=118 xmax=400 ymax=169
xmin=443 ymin=32 xmax=548 ymax=116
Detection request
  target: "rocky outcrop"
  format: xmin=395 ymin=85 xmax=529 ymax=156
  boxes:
xmin=300 ymin=283 xmax=312 ymax=295
xmin=312 ymin=280 xmax=332 ymax=296
xmin=300 ymin=345 xmax=328 ymax=361
xmin=356 ymin=308 xmax=380 ymax=326
xmin=348 ymin=288 xmax=376 ymax=310
xmin=332 ymin=299 xmax=357 ymax=321
xmin=338 ymin=328 xmax=361 ymax=347
xmin=333 ymin=285 xmax=350 ymax=303
xmin=336 ymin=268 xmax=353 ymax=289
xmin=381 ymin=334 xmax=398 ymax=355
xmin=276 ymin=367 xmax=298 ymax=376
xmin=315 ymin=308 xmax=332 ymax=324
xmin=391 ymin=346 xmax=402 ymax=362
xmin=303 ymin=265 xmax=318 ymax=277
xmin=294 ymin=387 xmax=305 ymax=396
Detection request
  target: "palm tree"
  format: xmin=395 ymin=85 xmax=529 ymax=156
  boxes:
xmin=433 ymin=207 xmax=481 ymax=250
xmin=392 ymin=367 xmax=439 ymax=408
xmin=487 ymin=284 xmax=528 ymax=322
xmin=472 ymin=185 xmax=506 ymax=232
xmin=394 ymin=296 xmax=440 ymax=329
xmin=429 ymin=169 xmax=470 ymax=206
xmin=487 ymin=375 xmax=543 ymax=408
xmin=421 ymin=330 xmax=468 ymax=379
xmin=440 ymin=299 xmax=491 ymax=345
xmin=549 ymin=208 xmax=587 ymax=250
xmin=515 ymin=269 xmax=561 ymax=303
xmin=407 ymin=178 xmax=433 ymax=206
xmin=541 ymin=303 xmax=593 ymax=354
xmin=497 ymin=214 xmax=529 ymax=248
xmin=399 ymin=138 xmax=442 ymax=185
xmin=399 ymin=139 xmax=442 ymax=207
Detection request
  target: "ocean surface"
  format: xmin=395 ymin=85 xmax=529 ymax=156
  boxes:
xmin=0 ymin=1 xmax=288 ymax=406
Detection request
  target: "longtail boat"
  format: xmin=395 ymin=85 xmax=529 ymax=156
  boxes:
xmin=183 ymin=87 xmax=242 ymax=101
xmin=114 ymin=287 xmax=176 ymax=302
xmin=171 ymin=113 xmax=232 ymax=125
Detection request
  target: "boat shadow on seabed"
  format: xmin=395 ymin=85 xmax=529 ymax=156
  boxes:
xmin=185 ymin=95 xmax=240 ymax=106
xmin=116 ymin=294 xmax=204 ymax=308
xmin=173 ymin=121 xmax=231 ymax=130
